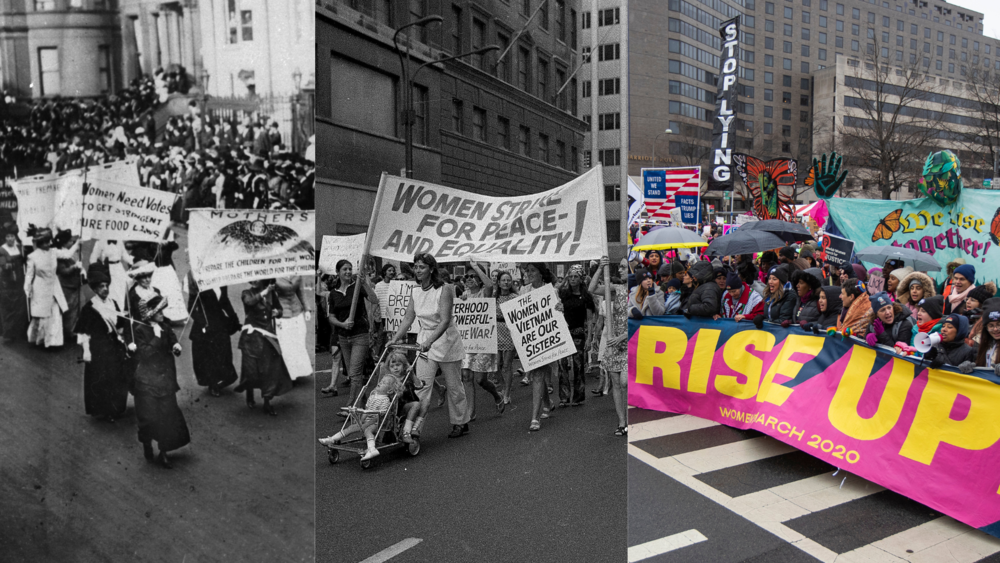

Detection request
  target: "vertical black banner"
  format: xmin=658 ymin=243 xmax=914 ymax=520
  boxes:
xmin=709 ymin=16 xmax=741 ymax=192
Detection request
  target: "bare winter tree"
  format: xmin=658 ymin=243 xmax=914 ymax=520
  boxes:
xmin=956 ymin=67 xmax=1000 ymax=187
xmin=837 ymin=37 xmax=947 ymax=199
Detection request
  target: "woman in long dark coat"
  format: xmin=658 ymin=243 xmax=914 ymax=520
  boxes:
xmin=124 ymin=294 xmax=190 ymax=469
xmin=187 ymin=271 xmax=240 ymax=397
xmin=236 ymin=278 xmax=293 ymax=416
xmin=0 ymin=225 xmax=28 ymax=340
xmin=74 ymin=265 xmax=129 ymax=422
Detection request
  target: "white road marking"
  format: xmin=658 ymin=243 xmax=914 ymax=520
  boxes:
xmin=628 ymin=529 xmax=709 ymax=562
xmin=359 ymin=538 xmax=423 ymax=563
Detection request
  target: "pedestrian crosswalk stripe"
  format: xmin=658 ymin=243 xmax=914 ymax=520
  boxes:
xmin=359 ymin=538 xmax=423 ymax=563
xmin=628 ymin=409 xmax=1000 ymax=563
xmin=627 ymin=529 xmax=708 ymax=562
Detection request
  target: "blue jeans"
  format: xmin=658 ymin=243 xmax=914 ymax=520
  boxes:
xmin=339 ymin=333 xmax=371 ymax=406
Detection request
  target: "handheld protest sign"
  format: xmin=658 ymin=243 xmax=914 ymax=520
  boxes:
xmin=318 ymin=234 xmax=366 ymax=276
xmin=499 ymin=284 xmax=575 ymax=372
xmin=382 ymin=280 xmax=418 ymax=335
xmin=453 ymin=297 xmax=497 ymax=354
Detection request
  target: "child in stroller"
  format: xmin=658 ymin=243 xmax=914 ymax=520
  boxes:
xmin=320 ymin=374 xmax=400 ymax=460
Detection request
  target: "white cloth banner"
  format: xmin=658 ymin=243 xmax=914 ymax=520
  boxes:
xmin=500 ymin=285 xmax=575 ymax=372
xmin=11 ymin=159 xmax=141 ymax=241
xmin=382 ymin=280 xmax=417 ymax=334
xmin=82 ymin=184 xmax=175 ymax=241
xmin=453 ymin=297 xmax=497 ymax=354
xmin=318 ymin=233 xmax=366 ymax=275
xmin=368 ymin=166 xmax=608 ymax=263
xmin=188 ymin=209 xmax=315 ymax=290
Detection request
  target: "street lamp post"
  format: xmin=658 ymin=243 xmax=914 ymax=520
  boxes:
xmin=651 ymin=128 xmax=673 ymax=168
xmin=292 ymin=68 xmax=303 ymax=154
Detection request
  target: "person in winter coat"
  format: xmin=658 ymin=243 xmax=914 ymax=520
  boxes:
xmin=815 ymin=286 xmax=843 ymax=328
xmin=720 ymin=272 xmax=764 ymax=322
xmin=791 ymin=268 xmax=823 ymax=324
xmin=755 ymin=264 xmax=797 ymax=326
xmin=910 ymin=295 xmax=946 ymax=349
xmin=679 ymin=268 xmax=696 ymax=311
xmin=840 ymin=263 xmax=868 ymax=285
xmin=864 ymin=292 xmax=914 ymax=348
xmin=964 ymin=283 xmax=997 ymax=347
xmin=897 ymin=271 xmax=936 ymax=322
xmin=837 ymin=281 xmax=872 ymax=337
xmin=642 ymin=250 xmax=664 ymax=282
xmin=939 ymin=259 xmax=966 ymax=295
xmin=974 ymin=300 xmax=1000 ymax=373
xmin=928 ymin=314 xmax=978 ymax=372
xmin=629 ymin=271 xmax=666 ymax=318
xmin=662 ymin=278 xmax=683 ymax=314
xmin=886 ymin=266 xmax=913 ymax=301
xmin=685 ymin=261 xmax=722 ymax=318
xmin=943 ymin=264 xmax=976 ymax=316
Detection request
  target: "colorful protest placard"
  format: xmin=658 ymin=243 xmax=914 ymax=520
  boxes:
xmin=629 ymin=316 xmax=1000 ymax=536
xmin=187 ymin=209 xmax=315 ymax=290
xmin=382 ymin=280 xmax=417 ymax=335
xmin=318 ymin=233 xmax=366 ymax=275
xmin=452 ymin=297 xmax=497 ymax=354
xmin=867 ymin=272 xmax=885 ymax=295
xmin=81 ymin=183 xmax=175 ymax=241
xmin=500 ymin=285 xmax=575 ymax=372
xmin=367 ymin=167 xmax=608 ymax=263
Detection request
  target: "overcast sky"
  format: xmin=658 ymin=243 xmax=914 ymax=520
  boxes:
xmin=954 ymin=0 xmax=1000 ymax=40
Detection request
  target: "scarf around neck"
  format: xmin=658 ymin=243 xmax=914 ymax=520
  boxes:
xmin=948 ymin=283 xmax=974 ymax=310
xmin=916 ymin=318 xmax=941 ymax=334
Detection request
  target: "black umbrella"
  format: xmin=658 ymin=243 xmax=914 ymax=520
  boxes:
xmin=740 ymin=219 xmax=814 ymax=243
xmin=705 ymin=229 xmax=787 ymax=256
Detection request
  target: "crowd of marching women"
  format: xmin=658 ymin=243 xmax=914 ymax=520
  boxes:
xmin=316 ymin=253 xmax=630 ymax=456
xmin=626 ymin=235 xmax=1000 ymax=375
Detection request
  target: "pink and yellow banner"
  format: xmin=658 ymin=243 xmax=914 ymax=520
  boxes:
xmin=628 ymin=316 xmax=1000 ymax=536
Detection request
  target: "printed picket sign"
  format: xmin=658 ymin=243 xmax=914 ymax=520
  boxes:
xmin=629 ymin=315 xmax=1000 ymax=537
xmin=500 ymin=285 xmax=575 ymax=372
xmin=318 ymin=234 xmax=366 ymax=275
xmin=382 ymin=280 xmax=418 ymax=335
xmin=452 ymin=297 xmax=497 ymax=354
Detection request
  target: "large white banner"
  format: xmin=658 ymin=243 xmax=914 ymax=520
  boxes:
xmin=11 ymin=159 xmax=141 ymax=241
xmin=81 ymin=184 xmax=175 ymax=242
xmin=500 ymin=285 xmax=575 ymax=372
xmin=318 ymin=233 xmax=366 ymax=275
xmin=453 ymin=297 xmax=497 ymax=354
xmin=188 ymin=209 xmax=315 ymax=290
xmin=382 ymin=280 xmax=417 ymax=335
xmin=367 ymin=166 xmax=607 ymax=263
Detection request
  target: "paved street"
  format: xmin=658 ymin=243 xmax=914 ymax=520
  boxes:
xmin=315 ymin=360 xmax=627 ymax=563
xmin=627 ymin=408 xmax=1000 ymax=563
xmin=0 ymin=228 xmax=316 ymax=562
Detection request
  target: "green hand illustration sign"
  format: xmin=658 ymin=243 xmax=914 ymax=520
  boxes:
xmin=806 ymin=152 xmax=848 ymax=200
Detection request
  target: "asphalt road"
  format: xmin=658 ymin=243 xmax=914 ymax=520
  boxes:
xmin=315 ymin=359 xmax=627 ymax=563
xmin=0 ymin=228 xmax=316 ymax=562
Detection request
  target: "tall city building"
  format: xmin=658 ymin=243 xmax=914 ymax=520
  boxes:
xmin=580 ymin=0 xmax=628 ymax=258
xmin=630 ymin=0 xmax=995 ymax=217
xmin=318 ymin=0 xmax=587 ymax=243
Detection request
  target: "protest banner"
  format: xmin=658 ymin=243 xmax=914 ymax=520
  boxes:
xmin=382 ymin=280 xmax=417 ymax=335
xmin=365 ymin=166 xmax=607 ymax=263
xmin=500 ymin=285 xmax=575 ymax=372
xmin=81 ymin=183 xmax=175 ymax=242
xmin=318 ymin=233 xmax=366 ymax=275
xmin=818 ymin=233 xmax=854 ymax=267
xmin=629 ymin=316 xmax=1000 ymax=536
xmin=828 ymin=189 xmax=1000 ymax=285
xmin=187 ymin=209 xmax=315 ymax=290
xmin=452 ymin=297 xmax=497 ymax=354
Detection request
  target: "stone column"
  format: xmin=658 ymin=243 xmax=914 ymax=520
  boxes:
xmin=152 ymin=11 xmax=164 ymax=69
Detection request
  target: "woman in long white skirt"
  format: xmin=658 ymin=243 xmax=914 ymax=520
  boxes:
xmin=90 ymin=239 xmax=131 ymax=310
xmin=24 ymin=228 xmax=67 ymax=347
xmin=274 ymin=276 xmax=314 ymax=379
xmin=150 ymin=232 xmax=188 ymax=323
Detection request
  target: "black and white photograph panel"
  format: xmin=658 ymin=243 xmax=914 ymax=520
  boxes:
xmin=0 ymin=0 xmax=317 ymax=561
xmin=318 ymin=1 xmax=627 ymax=562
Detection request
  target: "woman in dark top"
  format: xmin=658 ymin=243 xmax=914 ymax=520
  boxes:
xmin=327 ymin=259 xmax=380 ymax=410
xmin=558 ymin=264 xmax=596 ymax=406
xmin=815 ymin=286 xmax=843 ymax=329
xmin=187 ymin=271 xmax=240 ymax=397
xmin=237 ymin=279 xmax=293 ymax=415
xmin=74 ymin=265 xmax=129 ymax=422
xmin=0 ymin=225 xmax=28 ymax=340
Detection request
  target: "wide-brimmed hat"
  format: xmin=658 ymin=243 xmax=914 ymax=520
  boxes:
xmin=139 ymin=294 xmax=169 ymax=321
xmin=30 ymin=226 xmax=53 ymax=245
xmin=128 ymin=260 xmax=157 ymax=279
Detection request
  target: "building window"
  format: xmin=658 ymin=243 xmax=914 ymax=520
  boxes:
xmin=599 ymin=78 xmax=620 ymax=95
xmin=451 ymin=5 xmax=463 ymax=54
xmin=471 ymin=18 xmax=486 ymax=69
xmin=518 ymin=126 xmax=530 ymax=156
xmin=34 ymin=0 xmax=55 ymax=9
xmin=801 ymin=78 xmax=810 ymax=89
xmin=556 ymin=0 xmax=566 ymax=42
xmin=598 ymin=43 xmax=620 ymax=61
xmin=784 ymin=41 xmax=792 ymax=53
xmin=522 ymin=0 xmax=530 ymax=17
xmin=538 ymin=134 xmax=549 ymax=162
xmin=570 ymin=9 xmax=577 ymax=48
xmin=582 ymin=11 xmax=590 ymax=29
xmin=38 ymin=47 xmax=59 ymax=96
xmin=599 ymin=112 xmax=621 ymax=130
xmin=764 ymin=106 xmax=773 ymax=117
xmin=607 ymin=221 xmax=621 ymax=243
xmin=764 ymin=123 xmax=773 ymax=134
xmin=537 ymin=58 xmax=548 ymax=100
xmin=240 ymin=9 xmax=253 ymax=41
xmin=598 ymin=7 xmax=620 ymax=26
xmin=800 ymin=110 xmax=809 ymax=122
xmin=331 ymin=56 xmax=395 ymax=137
xmin=496 ymin=32 xmax=511 ymax=82
xmin=540 ymin=0 xmax=549 ymax=29
xmin=582 ymin=80 xmax=591 ymax=98
xmin=556 ymin=140 xmax=566 ymax=169
xmin=411 ymin=85 xmax=428 ymax=145
xmin=783 ymin=75 xmax=792 ymax=87
xmin=98 ymin=45 xmax=111 ymax=94
xmin=764 ymin=88 xmax=773 ymax=101
xmin=517 ymin=46 xmax=530 ymax=92
xmin=472 ymin=107 xmax=486 ymax=141
xmin=555 ymin=67 xmax=567 ymax=110
xmin=598 ymin=149 xmax=620 ymax=166
xmin=497 ymin=117 xmax=510 ymax=149
xmin=452 ymin=99 xmax=464 ymax=134
xmin=604 ymin=184 xmax=621 ymax=201
xmin=782 ymin=108 xmax=791 ymax=120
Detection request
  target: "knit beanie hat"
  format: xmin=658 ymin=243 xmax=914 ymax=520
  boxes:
xmin=968 ymin=284 xmax=995 ymax=304
xmin=767 ymin=265 xmax=789 ymax=286
xmin=889 ymin=266 xmax=914 ymax=282
xmin=918 ymin=295 xmax=945 ymax=320
xmin=953 ymin=264 xmax=976 ymax=285
xmin=941 ymin=313 xmax=970 ymax=340
xmin=725 ymin=272 xmax=743 ymax=290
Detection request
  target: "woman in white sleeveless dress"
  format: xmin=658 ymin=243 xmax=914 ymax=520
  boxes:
xmin=389 ymin=253 xmax=468 ymax=440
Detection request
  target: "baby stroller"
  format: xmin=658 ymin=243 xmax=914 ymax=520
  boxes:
xmin=324 ymin=343 xmax=422 ymax=469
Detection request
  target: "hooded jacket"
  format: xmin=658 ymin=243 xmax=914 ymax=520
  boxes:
xmin=685 ymin=261 xmax=723 ymax=318
xmin=933 ymin=314 xmax=978 ymax=367
xmin=791 ymin=268 xmax=823 ymax=324
xmin=897 ymin=271 xmax=937 ymax=318
xmin=815 ymin=286 xmax=843 ymax=328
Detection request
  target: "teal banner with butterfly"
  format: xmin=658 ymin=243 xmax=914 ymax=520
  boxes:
xmin=828 ymin=191 xmax=1000 ymax=285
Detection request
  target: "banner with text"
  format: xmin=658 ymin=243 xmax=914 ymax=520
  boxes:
xmin=709 ymin=17 xmax=741 ymax=192
xmin=367 ymin=167 xmax=607 ymax=263
xmin=382 ymin=280 xmax=418 ymax=335
xmin=188 ymin=209 xmax=315 ymax=290
xmin=629 ymin=315 xmax=1000 ymax=536
xmin=818 ymin=233 xmax=855 ymax=267
xmin=453 ymin=297 xmax=498 ymax=354
xmin=500 ymin=285 xmax=575 ymax=371
xmin=319 ymin=233 xmax=366 ymax=275
xmin=81 ymin=183 xmax=175 ymax=242
xmin=828 ymin=189 xmax=1000 ymax=286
